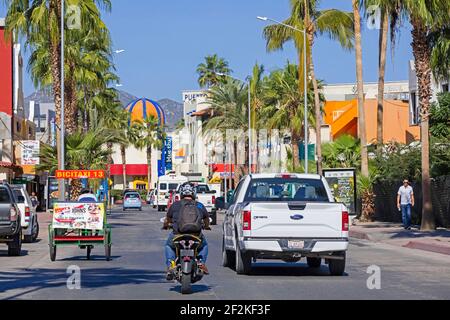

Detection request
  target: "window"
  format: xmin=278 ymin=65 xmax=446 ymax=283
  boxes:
xmin=13 ymin=190 xmax=25 ymax=203
xmin=0 ymin=188 xmax=11 ymax=203
xmin=243 ymin=178 xmax=329 ymax=202
xmin=410 ymin=92 xmax=419 ymax=125
xmin=168 ymin=183 xmax=178 ymax=190
xmin=159 ymin=183 xmax=167 ymax=190
xmin=196 ymin=185 xmax=209 ymax=193
xmin=232 ymin=179 xmax=245 ymax=204
xmin=125 ymin=193 xmax=140 ymax=199
xmin=442 ymin=84 xmax=449 ymax=92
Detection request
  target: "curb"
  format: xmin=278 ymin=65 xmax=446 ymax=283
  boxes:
xmin=403 ymin=241 xmax=450 ymax=256
xmin=349 ymin=229 xmax=372 ymax=241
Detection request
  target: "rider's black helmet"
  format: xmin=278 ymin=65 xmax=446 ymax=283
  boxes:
xmin=80 ymin=188 xmax=90 ymax=195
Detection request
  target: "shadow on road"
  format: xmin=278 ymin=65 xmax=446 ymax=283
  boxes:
xmin=0 ymin=250 xmax=29 ymax=257
xmin=0 ymin=267 xmax=167 ymax=297
xmin=169 ymin=284 xmax=212 ymax=294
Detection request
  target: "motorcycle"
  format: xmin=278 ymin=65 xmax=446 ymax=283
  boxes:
xmin=172 ymin=233 xmax=205 ymax=294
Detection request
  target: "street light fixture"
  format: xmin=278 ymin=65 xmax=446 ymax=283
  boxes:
xmin=257 ymin=15 xmax=309 ymax=173
xmin=217 ymin=73 xmax=252 ymax=175
xmin=114 ymin=49 xmax=125 ymax=54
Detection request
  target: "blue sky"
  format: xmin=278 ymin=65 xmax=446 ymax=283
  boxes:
xmin=1 ymin=0 xmax=413 ymax=102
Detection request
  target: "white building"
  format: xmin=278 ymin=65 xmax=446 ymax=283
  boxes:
xmin=408 ymin=60 xmax=449 ymax=125
xmin=322 ymin=81 xmax=409 ymax=101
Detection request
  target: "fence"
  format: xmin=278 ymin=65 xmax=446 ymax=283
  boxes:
xmin=372 ymin=175 xmax=450 ymax=228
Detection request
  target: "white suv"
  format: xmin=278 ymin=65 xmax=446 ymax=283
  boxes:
xmin=11 ymin=186 xmax=39 ymax=243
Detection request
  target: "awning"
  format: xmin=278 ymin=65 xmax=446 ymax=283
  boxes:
xmin=210 ymin=163 xmax=235 ymax=173
xmin=109 ymin=164 xmax=148 ymax=176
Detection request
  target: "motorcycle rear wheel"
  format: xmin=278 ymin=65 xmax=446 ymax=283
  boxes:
xmin=181 ymin=274 xmax=192 ymax=294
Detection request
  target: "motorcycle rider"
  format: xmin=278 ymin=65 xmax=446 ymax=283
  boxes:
xmin=162 ymin=183 xmax=211 ymax=280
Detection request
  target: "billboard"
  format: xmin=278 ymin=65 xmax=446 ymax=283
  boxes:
xmin=165 ymin=137 xmax=173 ymax=170
xmin=52 ymin=202 xmax=105 ymax=230
xmin=323 ymin=168 xmax=357 ymax=215
xmin=21 ymin=140 xmax=40 ymax=165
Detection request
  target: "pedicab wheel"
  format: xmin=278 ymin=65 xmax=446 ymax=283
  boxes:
xmin=181 ymin=274 xmax=192 ymax=294
xmin=105 ymin=244 xmax=111 ymax=261
xmin=50 ymin=245 xmax=57 ymax=262
xmin=86 ymin=246 xmax=92 ymax=260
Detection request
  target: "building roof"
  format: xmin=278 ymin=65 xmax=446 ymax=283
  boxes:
xmin=124 ymin=98 xmax=165 ymax=125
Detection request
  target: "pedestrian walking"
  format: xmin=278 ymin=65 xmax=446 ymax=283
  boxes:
xmin=397 ymin=179 xmax=415 ymax=230
xmin=30 ymin=192 xmax=39 ymax=209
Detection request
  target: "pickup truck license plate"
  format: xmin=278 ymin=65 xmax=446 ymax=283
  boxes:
xmin=288 ymin=240 xmax=304 ymax=249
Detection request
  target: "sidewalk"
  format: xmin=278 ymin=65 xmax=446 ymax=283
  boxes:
xmin=349 ymin=220 xmax=450 ymax=256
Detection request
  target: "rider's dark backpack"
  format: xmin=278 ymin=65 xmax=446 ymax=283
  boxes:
xmin=178 ymin=199 xmax=202 ymax=234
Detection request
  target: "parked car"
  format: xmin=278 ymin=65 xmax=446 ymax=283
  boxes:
xmin=123 ymin=192 xmax=142 ymax=211
xmin=222 ymin=173 xmax=349 ymax=275
xmin=0 ymin=182 xmax=22 ymax=256
xmin=10 ymin=185 xmax=39 ymax=243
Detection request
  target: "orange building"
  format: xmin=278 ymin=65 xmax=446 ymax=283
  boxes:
xmin=324 ymin=99 xmax=420 ymax=144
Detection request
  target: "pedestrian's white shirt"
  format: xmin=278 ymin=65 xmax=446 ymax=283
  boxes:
xmin=398 ymin=185 xmax=413 ymax=205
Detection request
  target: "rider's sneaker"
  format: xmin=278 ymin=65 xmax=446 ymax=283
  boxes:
xmin=166 ymin=267 xmax=175 ymax=281
xmin=198 ymin=262 xmax=209 ymax=275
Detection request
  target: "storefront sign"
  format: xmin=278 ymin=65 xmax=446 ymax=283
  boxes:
xmin=165 ymin=137 xmax=173 ymax=170
xmin=55 ymin=170 xmax=105 ymax=179
xmin=21 ymin=140 xmax=40 ymax=165
xmin=323 ymin=168 xmax=357 ymax=214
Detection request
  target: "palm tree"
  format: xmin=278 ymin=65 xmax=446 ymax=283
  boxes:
xmin=118 ymin=113 xmax=142 ymax=190
xmin=135 ymin=116 xmax=165 ymax=189
xmin=352 ymin=0 xmax=369 ymax=178
xmin=196 ymin=54 xmax=232 ymax=88
xmin=404 ymin=0 xmax=449 ymax=230
xmin=249 ymin=63 xmax=265 ymax=171
xmin=5 ymin=0 xmax=112 ymax=155
xmin=203 ymin=79 xmax=249 ymax=185
xmin=260 ymin=62 xmax=320 ymax=170
xmin=263 ymin=0 xmax=354 ymax=175
xmin=322 ymin=134 xmax=361 ymax=169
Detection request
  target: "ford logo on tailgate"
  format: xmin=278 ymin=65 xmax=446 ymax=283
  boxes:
xmin=290 ymin=214 xmax=304 ymax=220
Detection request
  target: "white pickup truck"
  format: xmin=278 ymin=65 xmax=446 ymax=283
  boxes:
xmin=222 ymin=173 xmax=349 ymax=275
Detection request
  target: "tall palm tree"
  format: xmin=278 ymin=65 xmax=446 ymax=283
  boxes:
xmin=196 ymin=54 xmax=232 ymax=88
xmin=404 ymin=0 xmax=448 ymax=230
xmin=203 ymin=80 xmax=249 ymax=184
xmin=352 ymin=0 xmax=369 ymax=177
xmin=249 ymin=63 xmax=265 ymax=171
xmin=260 ymin=63 xmax=320 ymax=170
xmin=135 ymin=116 xmax=165 ymax=189
xmin=263 ymin=0 xmax=354 ymax=174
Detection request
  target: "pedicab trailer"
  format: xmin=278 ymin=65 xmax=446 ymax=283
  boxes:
xmin=48 ymin=170 xmax=112 ymax=261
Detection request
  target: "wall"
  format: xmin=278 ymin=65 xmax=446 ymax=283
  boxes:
xmin=0 ymin=22 xmax=13 ymax=117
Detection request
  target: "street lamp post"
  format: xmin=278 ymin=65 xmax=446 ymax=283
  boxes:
xmin=257 ymin=16 xmax=308 ymax=173
xmin=58 ymin=0 xmax=65 ymax=201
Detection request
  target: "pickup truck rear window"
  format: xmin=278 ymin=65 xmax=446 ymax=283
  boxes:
xmin=196 ymin=185 xmax=209 ymax=193
xmin=13 ymin=190 xmax=25 ymax=203
xmin=244 ymin=178 xmax=329 ymax=202
xmin=0 ymin=188 xmax=12 ymax=203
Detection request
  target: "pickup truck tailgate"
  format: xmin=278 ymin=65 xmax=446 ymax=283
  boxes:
xmin=248 ymin=202 xmax=344 ymax=238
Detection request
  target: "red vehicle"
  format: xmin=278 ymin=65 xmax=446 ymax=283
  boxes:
xmin=166 ymin=190 xmax=179 ymax=210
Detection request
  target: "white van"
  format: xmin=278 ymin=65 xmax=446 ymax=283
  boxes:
xmin=156 ymin=173 xmax=188 ymax=211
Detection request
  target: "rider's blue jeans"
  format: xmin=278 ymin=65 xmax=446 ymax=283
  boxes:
xmin=165 ymin=232 xmax=208 ymax=267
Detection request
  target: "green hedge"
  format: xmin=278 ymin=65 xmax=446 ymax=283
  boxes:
xmin=110 ymin=189 xmax=123 ymax=201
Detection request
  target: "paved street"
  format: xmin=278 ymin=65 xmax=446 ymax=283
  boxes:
xmin=1 ymin=205 xmax=450 ymax=300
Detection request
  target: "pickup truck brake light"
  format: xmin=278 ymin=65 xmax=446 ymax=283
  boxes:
xmin=212 ymin=195 xmax=215 ymax=204
xmin=277 ymin=174 xmax=296 ymax=179
xmin=10 ymin=206 xmax=18 ymax=221
xmin=342 ymin=211 xmax=349 ymax=231
xmin=242 ymin=210 xmax=251 ymax=230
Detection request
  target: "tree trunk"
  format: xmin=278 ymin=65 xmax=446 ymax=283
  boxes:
xmin=64 ymin=65 xmax=78 ymax=134
xmin=353 ymin=0 xmax=369 ymax=177
xmin=291 ymin=133 xmax=300 ymax=170
xmin=50 ymin=0 xmax=63 ymax=198
xmin=411 ymin=19 xmax=435 ymax=231
xmin=377 ymin=9 xmax=388 ymax=145
xmin=307 ymin=32 xmax=323 ymax=175
xmin=121 ymin=145 xmax=127 ymax=190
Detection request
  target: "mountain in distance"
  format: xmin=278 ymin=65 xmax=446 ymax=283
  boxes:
xmin=24 ymin=89 xmax=183 ymax=131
